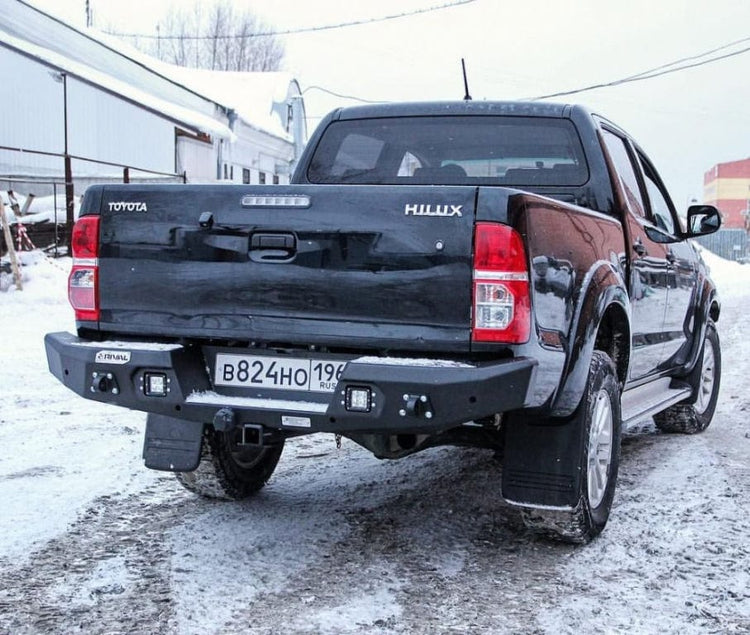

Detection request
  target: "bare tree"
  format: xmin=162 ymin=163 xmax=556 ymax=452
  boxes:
xmin=159 ymin=4 xmax=198 ymax=67
xmin=144 ymin=0 xmax=284 ymax=72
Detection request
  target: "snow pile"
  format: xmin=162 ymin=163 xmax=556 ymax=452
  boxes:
xmin=695 ymin=243 xmax=750 ymax=298
xmin=1 ymin=192 xmax=80 ymax=225
xmin=0 ymin=250 xmax=160 ymax=562
xmin=0 ymin=249 xmax=69 ymax=296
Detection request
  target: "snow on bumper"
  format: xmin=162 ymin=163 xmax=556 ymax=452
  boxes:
xmin=44 ymin=331 xmax=537 ymax=433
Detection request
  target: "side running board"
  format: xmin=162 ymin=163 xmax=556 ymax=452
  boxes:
xmin=621 ymin=377 xmax=692 ymax=429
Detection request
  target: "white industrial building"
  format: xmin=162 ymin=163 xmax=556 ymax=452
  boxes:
xmin=0 ymin=0 xmax=307 ymax=195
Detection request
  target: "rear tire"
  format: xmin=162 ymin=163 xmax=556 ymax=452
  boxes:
xmin=521 ymin=351 xmax=622 ymax=543
xmin=654 ymin=320 xmax=720 ymax=434
xmin=175 ymin=428 xmax=284 ymax=500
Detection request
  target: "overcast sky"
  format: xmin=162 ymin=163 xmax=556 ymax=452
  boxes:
xmin=29 ymin=0 xmax=750 ymax=208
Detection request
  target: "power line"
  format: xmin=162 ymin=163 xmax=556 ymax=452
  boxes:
xmin=307 ymin=34 xmax=750 ymax=108
xmin=302 ymin=85 xmax=386 ymax=104
xmin=105 ymin=0 xmax=477 ymax=40
xmin=621 ymin=34 xmax=750 ymax=81
xmin=626 ymin=44 xmax=750 ymax=82
xmin=302 ymin=35 xmax=750 ymax=116
xmin=528 ymin=36 xmax=750 ymax=101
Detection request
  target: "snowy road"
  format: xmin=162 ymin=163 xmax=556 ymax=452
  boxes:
xmin=0 ymin=252 xmax=748 ymax=634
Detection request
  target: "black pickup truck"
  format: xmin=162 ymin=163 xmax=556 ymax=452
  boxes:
xmin=46 ymin=101 xmax=722 ymax=542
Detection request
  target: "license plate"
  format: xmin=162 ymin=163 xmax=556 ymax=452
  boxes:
xmin=215 ymin=353 xmax=346 ymax=393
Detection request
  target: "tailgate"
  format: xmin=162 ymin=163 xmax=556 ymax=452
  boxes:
xmin=94 ymin=184 xmax=477 ymax=352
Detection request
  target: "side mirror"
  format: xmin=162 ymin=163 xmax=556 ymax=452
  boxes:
xmin=684 ymin=205 xmax=721 ymax=238
xmin=644 ymin=224 xmax=677 ymax=244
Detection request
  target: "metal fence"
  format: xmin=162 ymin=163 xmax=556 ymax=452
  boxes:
xmin=693 ymin=228 xmax=749 ymax=262
xmin=1 ymin=145 xmax=186 ymax=257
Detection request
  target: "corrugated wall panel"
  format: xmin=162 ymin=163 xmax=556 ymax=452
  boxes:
xmin=176 ymin=136 xmax=215 ymax=182
xmin=1 ymin=46 xmax=179 ymax=178
xmin=0 ymin=148 xmax=61 ymax=178
xmin=0 ymin=46 xmax=63 ymax=151
xmin=0 ymin=46 xmax=64 ymax=176
xmin=68 ymin=77 xmax=175 ymax=174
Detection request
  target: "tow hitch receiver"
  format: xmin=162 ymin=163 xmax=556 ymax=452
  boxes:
xmin=213 ymin=409 xmax=277 ymax=447
xmin=240 ymin=424 xmax=264 ymax=446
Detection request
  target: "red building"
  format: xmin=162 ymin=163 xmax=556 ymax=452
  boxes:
xmin=703 ymin=158 xmax=750 ymax=230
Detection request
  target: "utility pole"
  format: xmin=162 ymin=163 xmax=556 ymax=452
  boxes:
xmin=50 ymin=70 xmax=75 ymax=250
xmin=62 ymin=73 xmax=75 ymax=250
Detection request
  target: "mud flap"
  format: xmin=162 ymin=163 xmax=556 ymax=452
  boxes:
xmin=501 ymin=414 xmax=586 ymax=509
xmin=143 ymin=414 xmax=204 ymax=472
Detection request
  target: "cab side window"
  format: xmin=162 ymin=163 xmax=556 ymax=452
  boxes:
xmin=637 ymin=153 xmax=678 ymax=235
xmin=601 ymin=129 xmax=646 ymax=218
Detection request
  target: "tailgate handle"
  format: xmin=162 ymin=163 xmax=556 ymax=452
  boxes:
xmin=250 ymin=232 xmax=296 ymax=262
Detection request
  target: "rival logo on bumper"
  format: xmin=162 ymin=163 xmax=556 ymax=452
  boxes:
xmin=107 ymin=201 xmax=148 ymax=212
xmin=404 ymin=203 xmax=462 ymax=217
xmin=95 ymin=350 xmax=131 ymax=364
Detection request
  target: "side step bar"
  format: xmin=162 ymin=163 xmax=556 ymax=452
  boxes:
xmin=621 ymin=377 xmax=692 ymax=429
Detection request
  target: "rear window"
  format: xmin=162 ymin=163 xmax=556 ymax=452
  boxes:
xmin=307 ymin=115 xmax=589 ymax=186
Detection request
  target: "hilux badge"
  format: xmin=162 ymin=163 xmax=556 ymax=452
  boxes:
xmin=404 ymin=203 xmax=462 ymax=217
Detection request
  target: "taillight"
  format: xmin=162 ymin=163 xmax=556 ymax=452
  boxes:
xmin=68 ymin=215 xmax=100 ymax=321
xmin=472 ymin=222 xmax=530 ymax=343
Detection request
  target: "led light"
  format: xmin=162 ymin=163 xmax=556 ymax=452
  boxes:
xmin=345 ymin=386 xmax=372 ymax=413
xmin=475 ymin=282 xmax=513 ymax=329
xmin=68 ymin=215 xmax=101 ymax=321
xmin=241 ymin=195 xmax=311 ymax=208
xmin=144 ymin=372 xmax=168 ymax=397
xmin=472 ymin=222 xmax=531 ymax=343
xmin=69 ymin=268 xmax=96 ymax=308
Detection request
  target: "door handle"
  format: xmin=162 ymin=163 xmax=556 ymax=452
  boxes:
xmin=632 ymin=238 xmax=647 ymax=257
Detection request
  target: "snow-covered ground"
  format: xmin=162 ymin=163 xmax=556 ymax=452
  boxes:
xmin=0 ymin=248 xmax=749 ymax=634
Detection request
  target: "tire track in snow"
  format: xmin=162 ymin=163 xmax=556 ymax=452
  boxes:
xmin=203 ymin=447 xmax=577 ymax=634
xmin=0 ymin=477 xmax=191 ymax=635
xmin=166 ymin=443 xmax=513 ymax=633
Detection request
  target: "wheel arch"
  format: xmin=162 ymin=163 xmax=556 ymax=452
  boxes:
xmin=680 ymin=280 xmax=721 ymax=377
xmin=593 ymin=302 xmax=630 ymax=389
xmin=549 ymin=265 xmax=630 ymax=418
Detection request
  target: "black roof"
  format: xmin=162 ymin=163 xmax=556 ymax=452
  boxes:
xmin=335 ymin=100 xmax=580 ymax=120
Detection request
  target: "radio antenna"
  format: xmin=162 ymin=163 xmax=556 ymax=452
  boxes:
xmin=461 ymin=58 xmax=472 ymax=101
